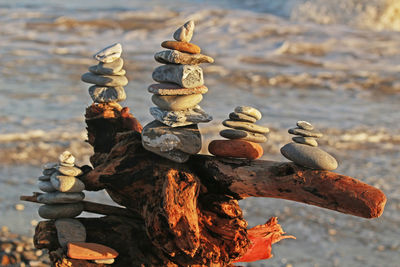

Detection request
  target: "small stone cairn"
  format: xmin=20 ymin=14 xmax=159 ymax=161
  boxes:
xmin=37 ymin=151 xmax=118 ymax=264
xmin=280 ymin=121 xmax=338 ymax=170
xmin=141 ymin=20 xmax=214 ymax=163
xmin=208 ymin=106 xmax=269 ymax=160
xmin=81 ymin=43 xmax=127 ymax=104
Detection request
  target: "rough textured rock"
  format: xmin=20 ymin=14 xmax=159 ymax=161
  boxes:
xmin=89 ymin=86 xmax=126 ymax=103
xmin=67 ymin=242 xmax=119 ymax=260
xmin=223 ymin=120 xmax=269 ymax=134
xmin=229 ymin=112 xmax=257 ymax=123
xmin=173 ymin=20 xmax=195 ymax=42
xmin=93 ymin=43 xmax=122 ymax=63
xmin=141 ymin=120 xmax=202 ymax=159
xmin=296 ymin=120 xmax=314 ymax=130
xmin=55 ymin=219 xmax=86 ymax=248
xmin=50 ymin=174 xmax=85 ymax=193
xmin=280 ymin=142 xmax=338 ymax=170
xmin=151 ymin=94 xmax=203 ymax=111
xmin=150 ymin=106 xmax=212 ymax=127
xmin=37 ymin=192 xmax=85 ymax=204
xmin=234 ymin=106 xmax=262 ymax=120
xmin=288 ymin=127 xmax=323 ymax=138
xmin=220 ymin=129 xmax=267 ymax=143
xmin=81 ymin=73 xmax=128 ymax=87
xmin=208 ymin=140 xmax=264 ymax=160
xmin=148 ymin=83 xmax=208 ymax=95
xmin=292 ymin=136 xmax=318 ymax=147
xmin=152 ymin=64 xmax=204 ymax=88
xmin=154 ymin=50 xmax=214 ymax=65
xmin=161 ymin=41 xmax=201 ymax=54
xmin=38 ymin=203 xmax=84 ymax=219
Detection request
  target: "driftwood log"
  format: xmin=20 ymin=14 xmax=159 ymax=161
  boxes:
xmin=26 ymin=103 xmax=386 ymax=266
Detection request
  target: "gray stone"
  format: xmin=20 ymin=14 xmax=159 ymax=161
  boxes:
xmin=59 ymin=151 xmax=75 ymax=165
xmin=94 ymin=259 xmax=115 ymax=265
xmin=154 ymin=50 xmax=214 ymax=65
xmin=223 ymin=120 xmax=269 ymax=134
xmin=89 ymin=58 xmax=123 ymax=75
xmin=141 ymin=120 xmax=201 ymax=162
xmin=234 ymin=106 xmax=262 ymax=120
xmin=89 ymin=65 xmax=126 ymax=76
xmin=43 ymin=162 xmax=58 ymax=170
xmin=150 ymin=106 xmax=212 ymax=127
xmin=50 ymin=173 xmax=85 ymax=193
xmin=148 ymin=83 xmax=208 ymax=95
xmin=288 ymin=127 xmax=323 ymax=138
xmin=152 ymin=65 xmax=203 ymax=88
xmin=81 ymin=72 xmax=128 ymax=87
xmin=38 ymin=203 xmax=84 ymax=219
xmin=151 ymin=94 xmax=203 ymax=111
xmin=55 ymin=218 xmax=86 ymax=248
xmin=38 ymin=175 xmax=51 ymax=181
xmin=42 ymin=168 xmax=56 ymax=176
xmin=292 ymin=136 xmax=318 ymax=147
xmin=93 ymin=43 xmax=122 ymax=63
xmin=229 ymin=112 xmax=257 ymax=123
xmin=173 ymin=20 xmax=195 ymax=42
xmin=37 ymin=192 xmax=85 ymax=204
xmin=56 ymin=165 xmax=83 ymax=177
xmin=220 ymin=129 xmax=267 ymax=143
xmin=38 ymin=181 xmax=56 ymax=193
xmin=280 ymin=143 xmax=338 ymax=170
xmin=296 ymin=121 xmax=314 ymax=130
xmin=88 ymin=86 xmax=126 ymax=103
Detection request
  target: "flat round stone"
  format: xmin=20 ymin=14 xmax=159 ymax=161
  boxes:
xmin=223 ymin=120 xmax=269 ymax=134
xmin=292 ymin=136 xmax=318 ymax=147
xmin=59 ymin=151 xmax=75 ymax=165
xmin=288 ymin=127 xmax=323 ymax=138
xmin=208 ymin=140 xmax=263 ymax=160
xmin=38 ymin=175 xmax=51 ymax=181
xmin=38 ymin=203 xmax=84 ymax=219
xmin=173 ymin=20 xmax=194 ymax=42
xmin=148 ymin=83 xmax=208 ymax=95
xmin=89 ymin=58 xmax=123 ymax=75
xmin=154 ymin=50 xmax=214 ymax=65
xmin=234 ymin=106 xmax=262 ymax=120
xmin=89 ymin=66 xmax=126 ymax=76
xmin=152 ymin=94 xmax=203 ymax=111
xmin=42 ymin=168 xmax=56 ymax=176
xmin=43 ymin=162 xmax=58 ymax=170
xmin=229 ymin=112 xmax=257 ymax=123
xmin=50 ymin=173 xmax=85 ymax=193
xmin=93 ymin=43 xmax=122 ymax=63
xmin=161 ymin=40 xmax=201 ymax=54
xmin=81 ymin=72 xmax=128 ymax=87
xmin=55 ymin=218 xmax=86 ymax=248
xmin=296 ymin=121 xmax=314 ymax=130
xmin=38 ymin=181 xmax=56 ymax=193
xmin=280 ymin=143 xmax=338 ymax=170
xmin=220 ymin=129 xmax=267 ymax=143
xmin=89 ymin=86 xmax=126 ymax=103
xmin=37 ymin=192 xmax=85 ymax=204
xmin=56 ymin=165 xmax=83 ymax=177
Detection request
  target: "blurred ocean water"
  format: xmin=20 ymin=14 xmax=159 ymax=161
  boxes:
xmin=0 ymin=0 xmax=399 ymax=266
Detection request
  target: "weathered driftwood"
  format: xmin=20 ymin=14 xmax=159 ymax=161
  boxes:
xmin=29 ymin=103 xmax=386 ymax=266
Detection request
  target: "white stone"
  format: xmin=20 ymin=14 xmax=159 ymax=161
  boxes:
xmin=93 ymin=43 xmax=122 ymax=63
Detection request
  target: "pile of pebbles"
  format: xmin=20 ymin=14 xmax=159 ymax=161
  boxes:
xmin=142 ymin=20 xmax=214 ymax=163
xmin=208 ymin=106 xmax=269 ymax=160
xmin=280 ymin=121 xmax=338 ymax=170
xmin=81 ymin=43 xmax=128 ymax=104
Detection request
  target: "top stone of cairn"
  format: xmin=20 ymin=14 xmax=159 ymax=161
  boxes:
xmin=173 ymin=20 xmax=195 ymax=43
xmin=93 ymin=43 xmax=122 ymax=63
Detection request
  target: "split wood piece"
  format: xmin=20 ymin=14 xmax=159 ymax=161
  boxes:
xmin=20 ymin=193 xmax=140 ymax=219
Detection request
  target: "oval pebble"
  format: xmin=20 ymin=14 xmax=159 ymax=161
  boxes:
xmin=38 ymin=203 xmax=84 ymax=219
xmin=50 ymin=174 xmax=85 ymax=193
xmin=37 ymin=192 xmax=85 ymax=204
xmin=234 ymin=106 xmax=262 ymax=120
xmin=38 ymin=181 xmax=56 ymax=193
xmin=296 ymin=121 xmax=314 ymax=130
xmin=220 ymin=129 xmax=267 ymax=143
xmin=292 ymin=136 xmax=318 ymax=147
xmin=229 ymin=112 xmax=257 ymax=123
xmin=288 ymin=127 xmax=323 ymax=138
xmin=223 ymin=120 xmax=269 ymax=134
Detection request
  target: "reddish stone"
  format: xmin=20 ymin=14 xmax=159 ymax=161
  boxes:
xmin=67 ymin=242 xmax=119 ymax=260
xmin=208 ymin=140 xmax=264 ymax=160
xmin=161 ymin=41 xmax=201 ymax=54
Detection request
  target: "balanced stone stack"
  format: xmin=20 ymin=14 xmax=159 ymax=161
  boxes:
xmin=208 ymin=106 xmax=269 ymax=160
xmin=142 ymin=20 xmax=214 ymax=163
xmin=280 ymin=121 xmax=338 ymax=170
xmin=81 ymin=43 xmax=128 ymax=103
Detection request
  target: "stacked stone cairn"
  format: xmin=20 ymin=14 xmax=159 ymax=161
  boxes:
xmin=37 ymin=151 xmax=118 ymax=264
xmin=280 ymin=121 xmax=338 ymax=171
xmin=142 ymin=20 xmax=214 ymax=163
xmin=81 ymin=43 xmax=127 ymax=104
xmin=208 ymin=106 xmax=269 ymax=160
